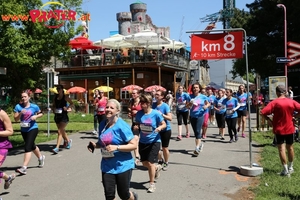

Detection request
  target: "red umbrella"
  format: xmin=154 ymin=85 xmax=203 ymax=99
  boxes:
xmin=144 ymin=85 xmax=166 ymax=92
xmin=69 ymin=36 xmax=93 ymax=49
xmin=34 ymin=88 xmax=42 ymax=93
xmin=67 ymin=86 xmax=86 ymax=94
xmin=122 ymin=85 xmax=143 ymax=91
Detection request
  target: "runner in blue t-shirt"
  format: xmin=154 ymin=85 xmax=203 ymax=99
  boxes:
xmin=175 ymin=85 xmax=191 ymax=140
xmin=14 ymin=91 xmax=45 ymax=175
xmin=214 ymin=90 xmax=227 ymax=140
xmin=87 ymin=99 xmax=138 ymax=200
xmin=152 ymin=90 xmax=172 ymax=171
xmin=236 ymin=84 xmax=252 ymax=138
xmin=187 ymin=83 xmax=210 ymax=156
xmin=223 ymin=89 xmax=240 ymax=143
xmin=207 ymin=89 xmax=217 ymax=125
xmin=134 ymin=93 xmax=166 ymax=193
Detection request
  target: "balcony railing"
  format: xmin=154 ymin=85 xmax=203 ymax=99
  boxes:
xmin=60 ymin=50 xmax=190 ymax=70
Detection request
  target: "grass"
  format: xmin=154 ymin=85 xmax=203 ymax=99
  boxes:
xmin=9 ymin=112 xmax=94 ymax=148
xmin=252 ymin=130 xmax=300 ymax=200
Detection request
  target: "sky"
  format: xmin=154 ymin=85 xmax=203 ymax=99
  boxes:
xmin=80 ymin=0 xmax=254 ymax=45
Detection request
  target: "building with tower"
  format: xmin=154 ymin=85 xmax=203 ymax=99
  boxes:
xmin=117 ymin=2 xmax=170 ymax=37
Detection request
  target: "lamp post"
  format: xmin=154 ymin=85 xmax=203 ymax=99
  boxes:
xmin=277 ymin=4 xmax=288 ymax=89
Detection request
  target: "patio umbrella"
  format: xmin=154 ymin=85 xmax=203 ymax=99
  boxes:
xmin=144 ymin=85 xmax=166 ymax=92
xmin=34 ymin=88 xmax=43 ymax=93
xmin=69 ymin=36 xmax=93 ymax=49
xmin=147 ymin=37 xmax=185 ymax=50
xmin=67 ymin=86 xmax=86 ymax=94
xmin=94 ymin=34 xmax=134 ymax=49
xmin=93 ymin=86 xmax=113 ymax=93
xmin=49 ymin=87 xmax=69 ymax=94
xmin=122 ymin=84 xmax=143 ymax=91
xmin=124 ymin=29 xmax=170 ymax=47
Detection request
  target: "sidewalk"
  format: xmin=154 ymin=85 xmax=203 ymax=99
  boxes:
xmin=1 ymin=113 xmax=258 ymax=200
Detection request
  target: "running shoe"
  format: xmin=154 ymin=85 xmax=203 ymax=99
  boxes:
xmin=229 ymin=139 xmax=234 ymax=143
xmin=288 ymin=167 xmax=294 ymax=174
xmin=147 ymin=183 xmax=156 ymax=193
xmin=202 ymin=135 xmax=206 ymax=139
xmin=132 ymin=191 xmax=138 ymax=200
xmin=92 ymin=130 xmax=98 ymax=135
xmin=186 ymin=132 xmax=190 ymax=138
xmin=38 ymin=155 xmax=45 ymax=168
xmin=279 ymin=170 xmax=290 ymax=177
xmin=155 ymin=164 xmax=162 ymax=179
xmin=199 ymin=143 xmax=204 ymax=152
xmin=66 ymin=139 xmax=72 ymax=149
xmin=176 ymin=135 xmax=182 ymax=141
xmin=221 ymin=137 xmax=225 ymax=140
xmin=193 ymin=148 xmax=200 ymax=156
xmin=235 ymin=135 xmax=238 ymax=142
xmin=162 ymin=163 xmax=168 ymax=171
xmin=242 ymin=133 xmax=246 ymax=138
xmin=16 ymin=167 xmax=27 ymax=175
xmin=237 ymin=127 xmax=240 ymax=132
xmin=52 ymin=147 xmax=59 ymax=154
xmin=4 ymin=173 xmax=16 ymax=189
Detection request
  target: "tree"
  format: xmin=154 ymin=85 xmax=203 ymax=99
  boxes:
xmin=230 ymin=0 xmax=300 ymax=79
xmin=0 ymin=0 xmax=83 ymax=105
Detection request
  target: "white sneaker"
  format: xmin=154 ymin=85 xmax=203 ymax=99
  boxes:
xmin=288 ymin=167 xmax=294 ymax=174
xmin=155 ymin=164 xmax=162 ymax=179
xmin=92 ymin=130 xmax=98 ymax=135
xmin=279 ymin=170 xmax=290 ymax=177
xmin=147 ymin=183 xmax=156 ymax=193
xmin=38 ymin=155 xmax=45 ymax=168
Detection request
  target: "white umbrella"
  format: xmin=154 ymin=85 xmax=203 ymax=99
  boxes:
xmin=94 ymin=34 xmax=134 ymax=49
xmin=147 ymin=37 xmax=185 ymax=50
xmin=124 ymin=29 xmax=170 ymax=47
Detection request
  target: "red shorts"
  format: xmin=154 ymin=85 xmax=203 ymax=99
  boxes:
xmin=202 ymin=112 xmax=209 ymax=128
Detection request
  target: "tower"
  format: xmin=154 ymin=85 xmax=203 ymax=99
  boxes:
xmin=116 ymin=12 xmax=132 ymax=36
xmin=130 ymin=2 xmax=147 ymax=24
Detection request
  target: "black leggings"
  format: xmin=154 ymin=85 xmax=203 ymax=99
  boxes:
xmin=177 ymin=111 xmax=189 ymax=125
xmin=102 ymin=169 xmax=132 ymax=200
xmin=21 ymin=128 xmax=39 ymax=153
xmin=225 ymin=117 xmax=237 ymax=139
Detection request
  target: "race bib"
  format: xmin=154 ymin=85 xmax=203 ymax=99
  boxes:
xmin=55 ymin=108 xmax=63 ymax=114
xmin=226 ymin=109 xmax=233 ymax=115
xmin=101 ymin=149 xmax=114 ymax=158
xmin=177 ymin=104 xmax=185 ymax=109
xmin=240 ymin=103 xmax=246 ymax=106
xmin=98 ymin=107 xmax=105 ymax=111
xmin=20 ymin=122 xmax=30 ymax=127
xmin=140 ymin=124 xmax=152 ymax=133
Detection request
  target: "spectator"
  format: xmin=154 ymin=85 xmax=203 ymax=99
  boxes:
xmin=261 ymin=85 xmax=300 ymax=177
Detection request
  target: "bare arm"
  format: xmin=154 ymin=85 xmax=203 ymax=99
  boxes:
xmin=162 ymin=112 xmax=172 ymax=121
xmin=0 ymin=110 xmax=13 ymax=137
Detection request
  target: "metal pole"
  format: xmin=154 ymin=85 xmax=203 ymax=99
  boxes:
xmin=47 ymin=71 xmax=50 ymax=137
xmin=186 ymin=28 xmax=252 ymax=167
xmin=107 ymin=77 xmax=109 ymax=98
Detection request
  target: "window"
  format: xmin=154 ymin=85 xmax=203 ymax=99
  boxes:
xmin=120 ymin=89 xmax=130 ymax=99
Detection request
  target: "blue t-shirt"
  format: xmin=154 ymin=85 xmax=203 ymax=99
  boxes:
xmin=236 ymin=92 xmax=250 ymax=111
xmin=135 ymin=109 xmax=164 ymax=144
xmin=214 ymin=97 xmax=226 ymax=114
xmin=14 ymin=103 xmax=40 ymax=132
xmin=208 ymin=95 xmax=216 ymax=110
xmin=98 ymin=117 xmax=134 ymax=174
xmin=176 ymin=92 xmax=191 ymax=112
xmin=189 ymin=94 xmax=209 ymax=118
xmin=152 ymin=102 xmax=171 ymax=131
xmin=222 ymin=97 xmax=239 ymax=118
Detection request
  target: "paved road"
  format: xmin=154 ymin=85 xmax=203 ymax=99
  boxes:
xmin=1 ymin=113 xmax=259 ymax=200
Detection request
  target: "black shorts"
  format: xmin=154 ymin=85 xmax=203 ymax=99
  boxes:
xmin=159 ymin=130 xmax=172 ymax=147
xmin=215 ymin=113 xmax=226 ymax=128
xmin=139 ymin=142 xmax=160 ymax=163
xmin=54 ymin=114 xmax=69 ymax=124
xmin=275 ymin=133 xmax=294 ymax=145
xmin=209 ymin=108 xmax=215 ymax=115
xmin=237 ymin=110 xmax=247 ymax=118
